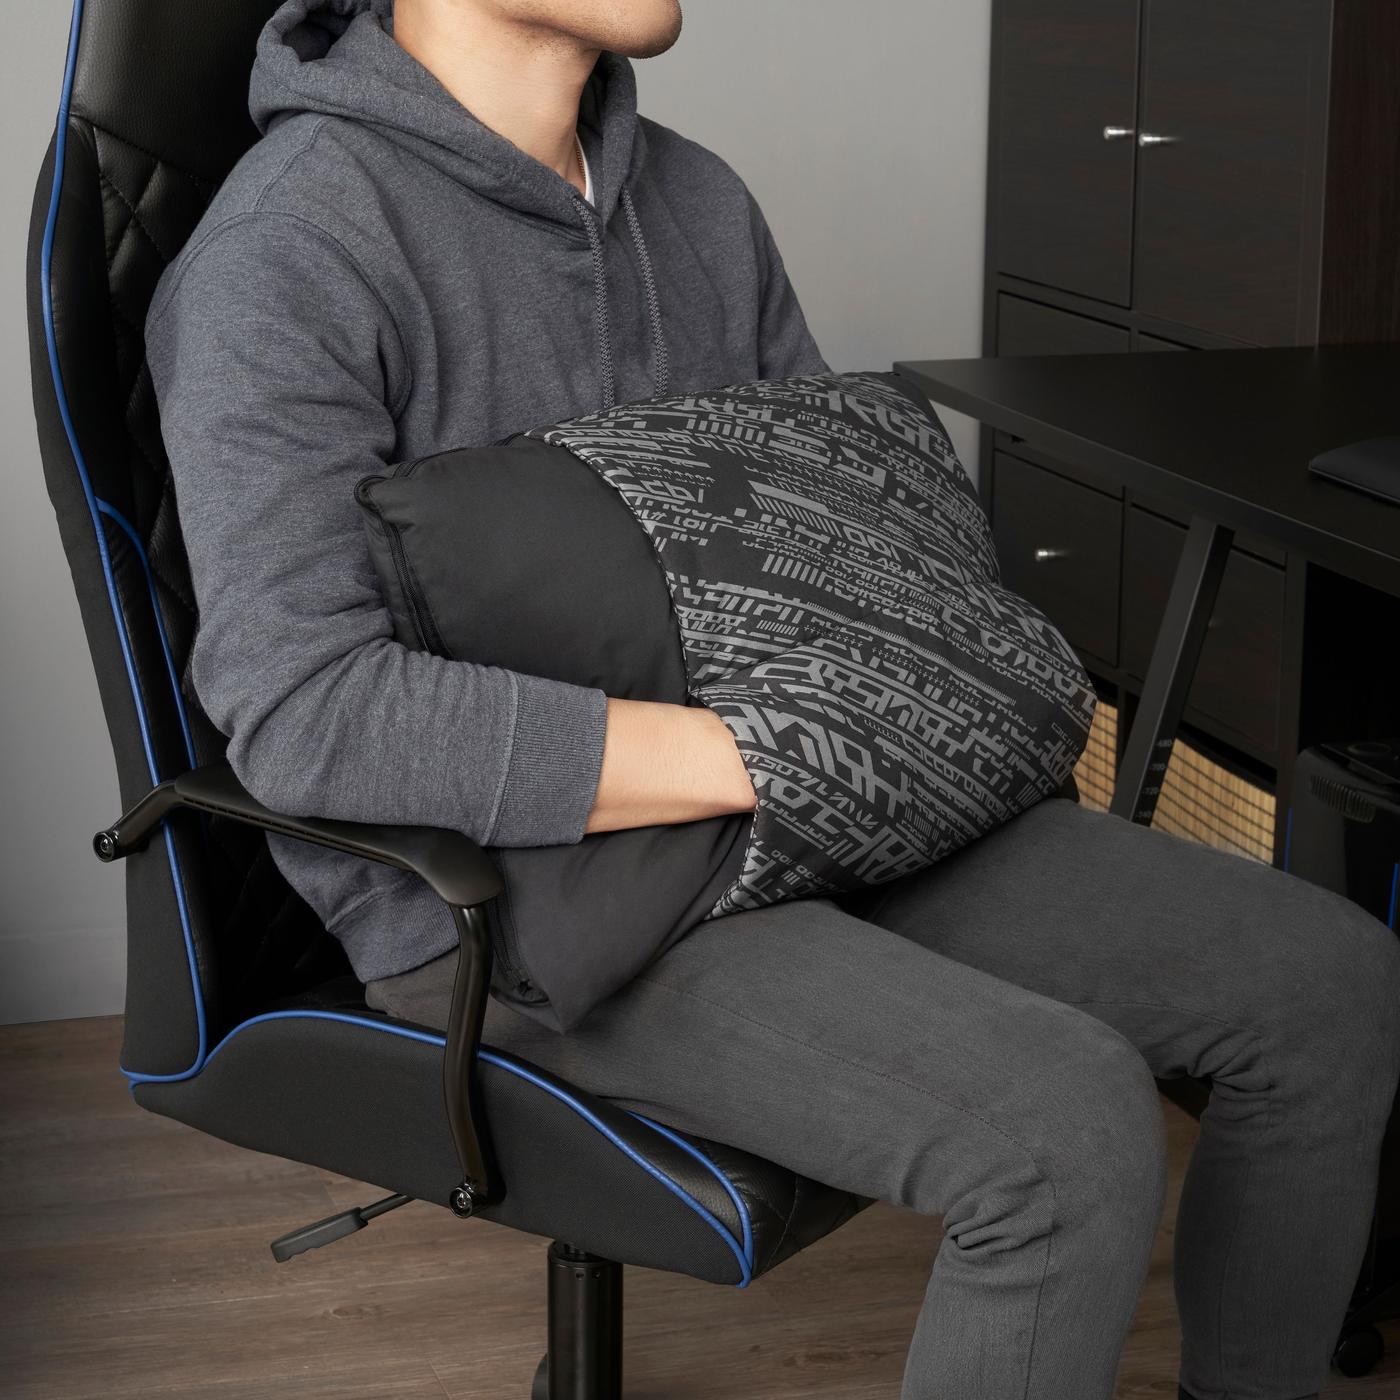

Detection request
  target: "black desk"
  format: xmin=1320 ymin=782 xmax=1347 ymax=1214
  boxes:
xmin=894 ymin=345 xmax=1400 ymax=828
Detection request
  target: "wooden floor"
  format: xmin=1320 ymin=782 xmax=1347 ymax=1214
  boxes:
xmin=3 ymin=1017 xmax=1397 ymax=1400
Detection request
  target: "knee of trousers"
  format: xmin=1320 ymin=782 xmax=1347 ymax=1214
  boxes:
xmin=1258 ymin=884 xmax=1400 ymax=1092
xmin=934 ymin=1024 xmax=1169 ymax=1257
xmin=1326 ymin=894 xmax=1400 ymax=1045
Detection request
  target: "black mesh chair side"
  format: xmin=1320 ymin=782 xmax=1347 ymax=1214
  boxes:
xmin=25 ymin=3 xmax=870 ymax=1395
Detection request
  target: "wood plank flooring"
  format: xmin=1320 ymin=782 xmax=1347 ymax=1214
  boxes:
xmin=2 ymin=1016 xmax=1396 ymax=1399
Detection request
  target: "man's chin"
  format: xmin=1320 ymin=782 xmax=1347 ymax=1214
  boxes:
xmin=613 ymin=16 xmax=683 ymax=59
xmin=570 ymin=1 xmax=683 ymax=60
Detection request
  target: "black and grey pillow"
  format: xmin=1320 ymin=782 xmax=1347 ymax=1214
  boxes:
xmin=356 ymin=371 xmax=1095 ymax=1030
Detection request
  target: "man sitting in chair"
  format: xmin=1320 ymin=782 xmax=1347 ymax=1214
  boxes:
xmin=144 ymin=1 xmax=1400 ymax=1396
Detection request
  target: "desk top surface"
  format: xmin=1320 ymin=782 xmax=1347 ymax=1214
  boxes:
xmin=895 ymin=344 xmax=1400 ymax=594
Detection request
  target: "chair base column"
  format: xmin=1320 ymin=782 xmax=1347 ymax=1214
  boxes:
xmin=533 ymin=1241 xmax=623 ymax=1400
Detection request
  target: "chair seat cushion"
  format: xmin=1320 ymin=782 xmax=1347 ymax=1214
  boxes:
xmin=355 ymin=371 xmax=1095 ymax=1031
xmin=135 ymin=990 xmax=871 ymax=1286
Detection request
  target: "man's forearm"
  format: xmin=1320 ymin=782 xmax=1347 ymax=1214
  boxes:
xmin=584 ymin=697 xmax=757 ymax=834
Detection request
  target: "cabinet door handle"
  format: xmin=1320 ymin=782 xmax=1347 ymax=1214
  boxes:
xmin=1138 ymin=132 xmax=1178 ymax=147
xmin=1033 ymin=547 xmax=1069 ymax=562
xmin=1102 ymin=125 xmax=1136 ymax=141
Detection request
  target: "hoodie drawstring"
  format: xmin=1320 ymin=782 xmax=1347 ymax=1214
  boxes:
xmin=570 ymin=188 xmax=670 ymax=411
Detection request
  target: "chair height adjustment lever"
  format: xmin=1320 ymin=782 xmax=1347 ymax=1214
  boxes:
xmin=269 ymin=1192 xmax=413 ymax=1263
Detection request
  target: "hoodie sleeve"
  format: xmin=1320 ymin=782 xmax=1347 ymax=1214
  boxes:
xmin=746 ymin=189 xmax=832 ymax=379
xmin=144 ymin=211 xmax=608 ymax=849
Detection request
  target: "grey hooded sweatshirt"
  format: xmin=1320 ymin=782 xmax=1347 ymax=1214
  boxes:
xmin=144 ymin=0 xmax=829 ymax=989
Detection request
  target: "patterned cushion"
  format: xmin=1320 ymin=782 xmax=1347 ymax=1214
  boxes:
xmin=357 ymin=371 xmax=1095 ymax=1028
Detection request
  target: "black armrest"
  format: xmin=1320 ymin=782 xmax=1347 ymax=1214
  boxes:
xmin=93 ymin=762 xmax=502 ymax=907
xmin=94 ymin=763 xmax=505 ymax=1216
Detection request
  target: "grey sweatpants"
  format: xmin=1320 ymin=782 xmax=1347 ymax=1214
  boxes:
xmin=367 ymin=799 xmax=1400 ymax=1400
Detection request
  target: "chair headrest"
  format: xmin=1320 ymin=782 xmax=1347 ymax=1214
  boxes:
xmin=67 ymin=0 xmax=277 ymax=187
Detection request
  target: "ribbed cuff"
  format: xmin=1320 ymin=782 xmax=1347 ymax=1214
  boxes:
xmin=333 ymin=875 xmax=461 ymax=983
xmin=486 ymin=673 xmax=609 ymax=848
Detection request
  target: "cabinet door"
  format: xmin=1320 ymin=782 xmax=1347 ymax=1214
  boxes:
xmin=994 ymin=454 xmax=1123 ymax=669
xmin=994 ymin=0 xmax=1140 ymax=306
xmin=1132 ymin=0 xmax=1329 ymax=344
xmin=1122 ymin=507 xmax=1285 ymax=753
xmin=998 ymin=295 xmax=1132 ymax=356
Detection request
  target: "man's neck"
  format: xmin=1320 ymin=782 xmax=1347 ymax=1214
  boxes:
xmin=391 ymin=0 xmax=595 ymax=195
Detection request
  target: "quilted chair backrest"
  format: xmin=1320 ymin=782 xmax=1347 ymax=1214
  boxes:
xmin=25 ymin=0 xmax=350 ymax=1081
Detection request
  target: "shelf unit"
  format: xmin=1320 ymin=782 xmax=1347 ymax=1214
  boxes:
xmin=981 ymin=0 xmax=1400 ymax=865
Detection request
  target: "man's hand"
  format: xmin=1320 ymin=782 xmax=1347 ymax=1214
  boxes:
xmin=584 ymin=698 xmax=757 ymax=834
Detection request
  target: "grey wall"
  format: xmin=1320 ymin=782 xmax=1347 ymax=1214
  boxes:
xmin=636 ymin=0 xmax=991 ymax=468
xmin=0 ymin=0 xmax=990 ymax=1024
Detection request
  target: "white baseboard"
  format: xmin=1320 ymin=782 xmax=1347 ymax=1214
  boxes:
xmin=0 ymin=926 xmax=126 ymax=1024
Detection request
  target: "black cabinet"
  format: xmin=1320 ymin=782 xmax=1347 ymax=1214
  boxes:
xmin=1121 ymin=507 xmax=1286 ymax=753
xmin=992 ymin=454 xmax=1122 ymax=668
xmin=997 ymin=295 xmax=1130 ymax=357
xmin=1132 ymin=0 xmax=1329 ymax=344
xmin=994 ymin=0 xmax=1140 ymax=305
xmin=981 ymin=0 xmax=1400 ymax=836
xmin=987 ymin=0 xmax=1399 ymax=350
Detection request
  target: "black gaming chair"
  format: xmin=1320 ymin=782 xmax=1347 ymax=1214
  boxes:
xmin=25 ymin=3 xmax=872 ymax=1394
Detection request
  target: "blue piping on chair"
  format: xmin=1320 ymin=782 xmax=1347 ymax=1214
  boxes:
xmin=625 ymin=1111 xmax=755 ymax=1269
xmin=42 ymin=0 xmax=753 ymax=1286
xmin=1388 ymin=863 xmax=1397 ymax=932
xmin=95 ymin=501 xmax=197 ymax=769
xmin=201 ymin=1011 xmax=753 ymax=1284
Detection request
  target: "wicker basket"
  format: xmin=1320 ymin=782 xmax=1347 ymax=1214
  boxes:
xmin=1072 ymin=701 xmax=1276 ymax=864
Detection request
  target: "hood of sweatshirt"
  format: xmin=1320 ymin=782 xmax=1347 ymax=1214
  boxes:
xmin=249 ymin=0 xmax=646 ymax=232
xmin=248 ymin=0 xmax=665 ymax=404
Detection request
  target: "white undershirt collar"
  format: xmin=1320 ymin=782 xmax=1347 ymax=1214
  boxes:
xmin=575 ymin=132 xmax=594 ymax=206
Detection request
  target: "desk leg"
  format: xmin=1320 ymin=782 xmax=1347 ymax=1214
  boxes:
xmin=1110 ymin=516 xmax=1234 ymax=825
